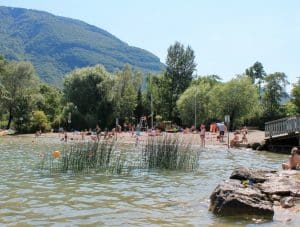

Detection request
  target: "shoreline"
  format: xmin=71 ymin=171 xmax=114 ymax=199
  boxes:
xmin=0 ymin=129 xmax=266 ymax=147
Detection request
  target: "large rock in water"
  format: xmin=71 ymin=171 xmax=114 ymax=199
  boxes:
xmin=209 ymin=179 xmax=274 ymax=216
xmin=209 ymin=167 xmax=300 ymax=218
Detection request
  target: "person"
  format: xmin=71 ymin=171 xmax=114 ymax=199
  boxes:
xmin=282 ymin=147 xmax=300 ymax=170
xmin=96 ymin=124 xmax=101 ymax=141
xmin=241 ymin=126 xmax=248 ymax=144
xmin=230 ymin=131 xmax=241 ymax=147
xmin=35 ymin=130 xmax=41 ymax=137
xmin=64 ymin=131 xmax=68 ymax=142
xmin=210 ymin=122 xmax=217 ymax=133
xmin=217 ymin=122 xmax=226 ymax=142
xmin=199 ymin=124 xmax=206 ymax=147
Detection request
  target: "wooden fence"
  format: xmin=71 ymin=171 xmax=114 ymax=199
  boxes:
xmin=265 ymin=115 xmax=300 ymax=138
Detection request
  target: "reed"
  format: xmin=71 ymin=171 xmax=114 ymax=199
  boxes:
xmin=40 ymin=139 xmax=126 ymax=174
xmin=39 ymin=134 xmax=199 ymax=175
xmin=141 ymin=134 xmax=199 ymax=171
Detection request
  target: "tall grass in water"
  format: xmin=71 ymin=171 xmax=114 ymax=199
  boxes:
xmin=142 ymin=134 xmax=199 ymax=171
xmin=40 ymin=134 xmax=199 ymax=175
xmin=41 ymin=139 xmax=125 ymax=174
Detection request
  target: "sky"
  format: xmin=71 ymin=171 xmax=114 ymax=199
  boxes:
xmin=0 ymin=0 xmax=299 ymax=91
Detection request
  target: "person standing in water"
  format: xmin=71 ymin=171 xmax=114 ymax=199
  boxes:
xmin=199 ymin=124 xmax=206 ymax=147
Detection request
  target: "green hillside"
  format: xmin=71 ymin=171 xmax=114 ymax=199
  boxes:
xmin=0 ymin=6 xmax=165 ymax=85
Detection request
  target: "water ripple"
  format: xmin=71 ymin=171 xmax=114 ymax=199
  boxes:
xmin=0 ymin=137 xmax=291 ymax=226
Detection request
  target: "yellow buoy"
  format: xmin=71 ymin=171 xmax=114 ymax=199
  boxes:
xmin=53 ymin=150 xmax=60 ymax=159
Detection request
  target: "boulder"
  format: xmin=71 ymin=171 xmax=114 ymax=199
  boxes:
xmin=210 ymin=167 xmax=300 ymax=218
xmin=209 ymin=179 xmax=274 ymax=216
xmin=230 ymin=166 xmax=275 ymax=183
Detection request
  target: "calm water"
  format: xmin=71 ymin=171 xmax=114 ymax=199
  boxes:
xmin=0 ymin=136 xmax=293 ymax=226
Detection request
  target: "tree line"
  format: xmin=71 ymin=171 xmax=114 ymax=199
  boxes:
xmin=0 ymin=42 xmax=299 ymax=133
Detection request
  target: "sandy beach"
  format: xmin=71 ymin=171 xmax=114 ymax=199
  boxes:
xmin=1 ymin=129 xmax=266 ymax=148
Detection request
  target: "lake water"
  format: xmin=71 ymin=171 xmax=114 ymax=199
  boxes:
xmin=0 ymin=136 xmax=294 ymax=226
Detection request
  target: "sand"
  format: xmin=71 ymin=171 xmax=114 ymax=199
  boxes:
xmin=0 ymin=129 xmax=266 ymax=147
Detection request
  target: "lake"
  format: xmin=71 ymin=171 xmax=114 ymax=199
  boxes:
xmin=0 ymin=136 xmax=292 ymax=226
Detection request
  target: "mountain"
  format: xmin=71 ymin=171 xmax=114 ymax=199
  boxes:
xmin=0 ymin=6 xmax=165 ymax=86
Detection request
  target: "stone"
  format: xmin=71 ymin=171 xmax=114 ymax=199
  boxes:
xmin=210 ymin=167 xmax=300 ymax=218
xmin=230 ymin=166 xmax=275 ymax=183
xmin=280 ymin=197 xmax=295 ymax=208
xmin=209 ymin=179 xmax=274 ymax=216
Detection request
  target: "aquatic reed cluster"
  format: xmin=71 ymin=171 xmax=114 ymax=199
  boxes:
xmin=39 ymin=134 xmax=199 ymax=175
xmin=40 ymin=139 xmax=125 ymax=174
xmin=141 ymin=135 xmax=199 ymax=171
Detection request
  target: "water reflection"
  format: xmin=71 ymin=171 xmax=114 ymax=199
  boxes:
xmin=0 ymin=137 xmax=291 ymax=226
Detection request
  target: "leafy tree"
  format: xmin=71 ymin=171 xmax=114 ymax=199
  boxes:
xmin=210 ymin=76 xmax=261 ymax=129
xmin=134 ymin=87 xmax=144 ymax=120
xmin=63 ymin=65 xmax=113 ymax=129
xmin=245 ymin=61 xmax=266 ymax=84
xmin=164 ymin=41 xmax=196 ymax=122
xmin=112 ymin=65 xmax=142 ymax=123
xmin=0 ymin=61 xmax=39 ymax=129
xmin=37 ymin=84 xmax=63 ymax=123
xmin=192 ymin=74 xmax=222 ymax=87
xmin=177 ymin=82 xmax=212 ymax=126
xmin=31 ymin=110 xmax=51 ymax=132
xmin=143 ymin=73 xmax=170 ymax=121
xmin=245 ymin=61 xmax=266 ymax=101
xmin=262 ymin=72 xmax=289 ymax=120
xmin=284 ymin=101 xmax=298 ymax=117
xmin=291 ymin=78 xmax=300 ymax=113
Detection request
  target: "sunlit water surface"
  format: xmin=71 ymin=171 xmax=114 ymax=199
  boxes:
xmin=0 ymin=136 xmax=294 ymax=226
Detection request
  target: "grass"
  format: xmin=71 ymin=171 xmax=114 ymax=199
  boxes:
xmin=39 ymin=134 xmax=199 ymax=175
xmin=40 ymin=138 xmax=126 ymax=174
xmin=141 ymin=134 xmax=199 ymax=171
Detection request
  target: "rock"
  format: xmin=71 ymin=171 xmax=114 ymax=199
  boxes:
xmin=230 ymin=166 xmax=275 ymax=183
xmin=252 ymin=143 xmax=261 ymax=150
xmin=280 ymin=197 xmax=295 ymax=208
xmin=209 ymin=179 xmax=274 ymax=216
xmin=258 ymin=176 xmax=300 ymax=197
xmin=271 ymin=195 xmax=281 ymax=201
xmin=210 ymin=167 xmax=300 ymax=218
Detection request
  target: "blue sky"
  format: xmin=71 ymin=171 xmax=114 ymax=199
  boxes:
xmin=0 ymin=0 xmax=299 ymax=90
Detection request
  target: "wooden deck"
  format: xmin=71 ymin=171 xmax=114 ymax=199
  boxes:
xmin=265 ymin=115 xmax=300 ymax=153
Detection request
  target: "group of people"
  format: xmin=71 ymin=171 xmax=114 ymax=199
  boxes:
xmin=198 ymin=122 xmax=229 ymax=147
xmin=197 ymin=123 xmax=250 ymax=148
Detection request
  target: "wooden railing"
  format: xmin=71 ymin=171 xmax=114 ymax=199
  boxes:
xmin=265 ymin=115 xmax=300 ymax=138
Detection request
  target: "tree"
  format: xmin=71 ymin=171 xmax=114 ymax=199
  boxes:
xmin=210 ymin=76 xmax=261 ymax=129
xmin=245 ymin=61 xmax=266 ymax=101
xmin=0 ymin=61 xmax=39 ymax=129
xmin=177 ymin=83 xmax=212 ymax=126
xmin=63 ymin=65 xmax=113 ymax=128
xmin=112 ymin=65 xmax=142 ymax=123
xmin=134 ymin=87 xmax=144 ymax=120
xmin=291 ymin=78 xmax=300 ymax=113
xmin=262 ymin=72 xmax=289 ymax=120
xmin=164 ymin=41 xmax=196 ymax=122
xmin=245 ymin=61 xmax=266 ymax=84
xmin=144 ymin=73 xmax=170 ymax=121
xmin=31 ymin=110 xmax=51 ymax=132
xmin=37 ymin=84 xmax=62 ymax=123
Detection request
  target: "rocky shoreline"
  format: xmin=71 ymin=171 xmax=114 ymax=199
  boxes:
xmin=209 ymin=167 xmax=300 ymax=221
